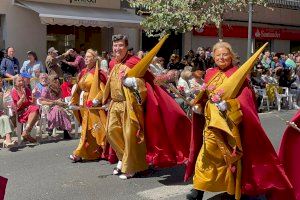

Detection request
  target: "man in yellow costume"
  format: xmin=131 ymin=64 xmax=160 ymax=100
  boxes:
xmin=102 ymin=34 xmax=148 ymax=179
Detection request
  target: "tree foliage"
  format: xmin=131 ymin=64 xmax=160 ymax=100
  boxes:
xmin=128 ymin=0 xmax=267 ymax=37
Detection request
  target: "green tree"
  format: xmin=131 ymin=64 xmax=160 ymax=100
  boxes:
xmin=128 ymin=0 xmax=266 ymax=37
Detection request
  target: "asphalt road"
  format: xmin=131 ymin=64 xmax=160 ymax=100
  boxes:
xmin=0 ymin=109 xmax=297 ymax=200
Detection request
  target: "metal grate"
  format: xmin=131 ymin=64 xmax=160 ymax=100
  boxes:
xmin=268 ymin=0 xmax=300 ymax=10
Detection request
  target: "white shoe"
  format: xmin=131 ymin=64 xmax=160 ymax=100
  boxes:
xmin=113 ymin=160 xmax=122 ymax=175
xmin=113 ymin=168 xmax=121 ymax=175
xmin=119 ymin=173 xmax=135 ymax=180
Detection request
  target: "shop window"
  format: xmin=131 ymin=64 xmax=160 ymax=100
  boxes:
xmin=255 ymin=39 xmax=272 ymax=52
xmin=290 ymin=41 xmax=300 ymax=53
xmin=46 ymin=25 xmax=108 ymax=54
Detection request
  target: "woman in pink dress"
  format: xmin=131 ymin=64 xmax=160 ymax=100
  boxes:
xmin=39 ymin=75 xmax=72 ymax=139
xmin=11 ymin=75 xmax=39 ymax=143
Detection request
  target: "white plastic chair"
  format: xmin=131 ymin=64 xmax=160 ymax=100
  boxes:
xmin=255 ymin=88 xmax=270 ymax=111
xmin=275 ymin=87 xmax=292 ymax=111
xmin=64 ymin=96 xmax=79 ymax=138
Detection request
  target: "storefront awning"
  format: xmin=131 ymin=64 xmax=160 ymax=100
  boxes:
xmin=16 ymin=1 xmax=142 ymax=28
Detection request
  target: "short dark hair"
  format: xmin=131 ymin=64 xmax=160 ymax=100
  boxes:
xmin=71 ymin=48 xmax=79 ymax=53
xmin=27 ymin=51 xmax=38 ymax=61
xmin=112 ymin=34 xmax=128 ymax=46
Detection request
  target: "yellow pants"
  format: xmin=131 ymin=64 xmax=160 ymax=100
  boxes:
xmin=107 ymin=101 xmax=148 ymax=174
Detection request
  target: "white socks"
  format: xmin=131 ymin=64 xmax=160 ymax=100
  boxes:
xmin=117 ymin=160 xmax=122 ymax=169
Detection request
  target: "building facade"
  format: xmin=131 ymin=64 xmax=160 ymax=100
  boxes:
xmin=0 ymin=0 xmax=142 ymax=63
xmin=183 ymin=4 xmax=300 ymax=62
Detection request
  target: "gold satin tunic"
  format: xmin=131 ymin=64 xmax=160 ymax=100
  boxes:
xmin=104 ymin=63 xmax=148 ymax=174
xmin=194 ymin=71 xmax=243 ymax=199
xmin=71 ymin=70 xmax=107 ymax=160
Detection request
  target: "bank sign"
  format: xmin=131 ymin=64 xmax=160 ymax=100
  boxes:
xmin=70 ymin=0 xmax=96 ymax=4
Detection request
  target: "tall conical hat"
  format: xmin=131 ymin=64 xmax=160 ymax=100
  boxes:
xmin=127 ymin=34 xmax=169 ymax=78
xmin=88 ymin=60 xmax=100 ymax=100
xmin=216 ymin=42 xmax=268 ymax=100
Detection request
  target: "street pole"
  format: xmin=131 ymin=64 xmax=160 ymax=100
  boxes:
xmin=247 ymin=0 xmax=253 ymax=59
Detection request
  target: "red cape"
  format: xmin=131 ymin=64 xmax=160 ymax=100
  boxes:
xmin=184 ymin=66 xmax=294 ymax=199
xmin=279 ymin=110 xmax=300 ymax=200
xmin=109 ymin=55 xmax=191 ymax=168
xmin=0 ymin=176 xmax=7 ymax=200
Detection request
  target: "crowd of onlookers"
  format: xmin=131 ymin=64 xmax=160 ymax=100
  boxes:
xmin=0 ymin=44 xmax=299 ymax=149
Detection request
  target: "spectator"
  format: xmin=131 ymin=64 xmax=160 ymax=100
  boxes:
xmin=156 ymin=57 xmax=165 ymax=69
xmin=11 ymin=75 xmax=39 ymax=143
xmin=137 ymin=50 xmax=144 ymax=59
xmin=193 ymin=47 xmax=207 ymax=71
xmin=64 ymin=48 xmax=85 ymax=73
xmin=0 ymin=47 xmax=19 ymax=78
xmin=177 ymin=69 xmax=193 ymax=97
xmin=39 ymin=75 xmax=72 ymax=139
xmin=150 ymin=57 xmax=166 ymax=75
xmin=279 ymin=68 xmax=296 ymax=88
xmin=100 ymin=51 xmax=109 ymax=75
xmin=45 ymin=47 xmax=70 ymax=77
xmin=20 ymin=51 xmax=45 ymax=77
xmin=261 ymin=51 xmax=272 ymax=69
xmin=20 ymin=72 xmax=32 ymax=90
xmin=285 ymin=54 xmax=297 ymax=69
xmin=32 ymin=73 xmax=48 ymax=99
xmin=61 ymin=73 xmax=73 ymax=99
xmin=0 ymin=77 xmax=16 ymax=148
xmin=167 ymin=54 xmax=183 ymax=70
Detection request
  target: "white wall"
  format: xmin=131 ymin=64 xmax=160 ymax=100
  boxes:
xmin=113 ymin=27 xmax=140 ymax=52
xmin=0 ymin=0 xmax=47 ymax=64
xmin=272 ymin=40 xmax=290 ymax=54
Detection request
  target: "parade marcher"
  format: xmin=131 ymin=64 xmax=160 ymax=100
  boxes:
xmin=0 ymin=176 xmax=7 ymax=200
xmin=185 ymin=42 xmax=294 ymax=200
xmin=279 ymin=110 xmax=300 ymax=200
xmin=103 ymin=34 xmax=191 ymax=180
xmin=0 ymin=47 xmax=19 ymax=78
xmin=69 ymin=49 xmax=115 ymax=163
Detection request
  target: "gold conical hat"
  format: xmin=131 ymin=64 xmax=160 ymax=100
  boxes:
xmin=88 ymin=60 xmax=100 ymax=100
xmin=216 ymin=42 xmax=268 ymax=100
xmin=127 ymin=34 xmax=169 ymax=78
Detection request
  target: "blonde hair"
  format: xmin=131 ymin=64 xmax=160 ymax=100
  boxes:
xmin=13 ymin=75 xmax=22 ymax=87
xmin=181 ymin=69 xmax=192 ymax=80
xmin=212 ymin=41 xmax=237 ymax=64
xmin=85 ymin=49 xmax=99 ymax=62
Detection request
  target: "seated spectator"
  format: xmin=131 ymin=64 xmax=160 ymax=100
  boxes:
xmin=20 ymin=72 xmax=32 ymax=90
xmin=39 ymin=75 xmax=72 ymax=139
xmin=32 ymin=73 xmax=48 ymax=99
xmin=279 ymin=68 xmax=296 ymax=88
xmin=149 ymin=57 xmax=167 ymax=75
xmin=177 ymin=69 xmax=193 ymax=97
xmin=190 ymin=69 xmax=204 ymax=90
xmin=0 ymin=78 xmax=16 ymax=148
xmin=20 ymin=51 xmax=45 ymax=77
xmin=61 ymin=73 xmax=73 ymax=99
xmin=11 ymin=75 xmax=39 ymax=143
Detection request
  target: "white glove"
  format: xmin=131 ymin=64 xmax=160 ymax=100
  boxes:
xmin=123 ymin=77 xmax=137 ymax=89
xmin=216 ymin=100 xmax=227 ymax=112
xmin=92 ymin=99 xmax=100 ymax=106
xmin=192 ymin=105 xmax=202 ymax=114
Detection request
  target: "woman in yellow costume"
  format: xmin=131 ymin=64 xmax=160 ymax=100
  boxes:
xmin=69 ymin=49 xmax=108 ymax=162
xmin=185 ymin=42 xmax=294 ymax=200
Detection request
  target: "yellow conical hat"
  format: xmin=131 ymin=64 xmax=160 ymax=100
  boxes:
xmin=216 ymin=42 xmax=268 ymax=100
xmin=88 ymin=60 xmax=100 ymax=100
xmin=127 ymin=34 xmax=169 ymax=78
